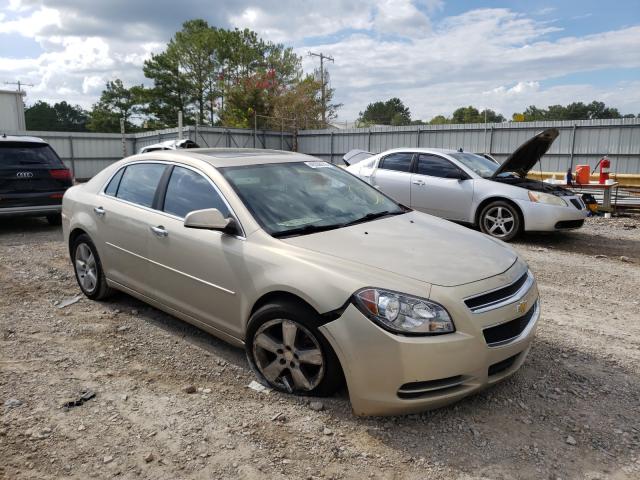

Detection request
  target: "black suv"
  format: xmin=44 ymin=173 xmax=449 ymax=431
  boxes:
xmin=0 ymin=135 xmax=73 ymax=225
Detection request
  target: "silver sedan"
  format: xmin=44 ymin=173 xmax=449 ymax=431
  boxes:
xmin=345 ymin=128 xmax=587 ymax=241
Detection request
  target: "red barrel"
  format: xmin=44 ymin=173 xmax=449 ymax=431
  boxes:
xmin=575 ymin=165 xmax=590 ymax=185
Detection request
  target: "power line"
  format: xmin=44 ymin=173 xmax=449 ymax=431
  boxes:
xmin=308 ymin=51 xmax=334 ymax=124
xmin=4 ymin=80 xmax=34 ymax=92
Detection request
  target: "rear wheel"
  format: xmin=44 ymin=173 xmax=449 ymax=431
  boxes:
xmin=71 ymin=234 xmax=113 ymax=300
xmin=246 ymin=301 xmax=342 ymax=397
xmin=479 ymin=200 xmax=522 ymax=241
xmin=46 ymin=214 xmax=62 ymax=226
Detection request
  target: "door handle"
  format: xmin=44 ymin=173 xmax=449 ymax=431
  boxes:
xmin=412 ymin=180 xmax=425 ymax=186
xmin=150 ymin=225 xmax=168 ymax=237
xmin=93 ymin=206 xmax=105 ymax=216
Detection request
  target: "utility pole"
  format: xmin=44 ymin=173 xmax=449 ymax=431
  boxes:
xmin=4 ymin=80 xmax=34 ymax=92
xmin=308 ymin=52 xmax=334 ymax=125
xmin=120 ymin=118 xmax=126 ymax=158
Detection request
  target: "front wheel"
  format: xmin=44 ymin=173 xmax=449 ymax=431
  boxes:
xmin=71 ymin=234 xmax=113 ymax=300
xmin=479 ymin=201 xmax=522 ymax=241
xmin=246 ymin=301 xmax=343 ymax=397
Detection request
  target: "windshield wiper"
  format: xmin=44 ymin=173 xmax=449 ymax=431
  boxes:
xmin=272 ymin=223 xmax=345 ymax=238
xmin=342 ymin=210 xmax=404 ymax=227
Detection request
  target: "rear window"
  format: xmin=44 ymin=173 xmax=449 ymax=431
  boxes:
xmin=0 ymin=142 xmax=63 ymax=167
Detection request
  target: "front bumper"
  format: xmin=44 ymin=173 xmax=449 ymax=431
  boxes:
xmin=320 ymin=263 xmax=540 ymax=416
xmin=516 ymin=196 xmax=587 ymax=232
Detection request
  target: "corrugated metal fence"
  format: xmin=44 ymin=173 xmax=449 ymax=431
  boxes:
xmin=23 ymin=126 xmax=294 ymax=179
xmin=297 ymin=118 xmax=640 ymax=174
xmin=21 ymin=118 xmax=640 ymax=178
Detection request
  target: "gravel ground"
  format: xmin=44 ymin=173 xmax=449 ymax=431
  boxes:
xmin=1 ymin=215 xmax=639 ymax=480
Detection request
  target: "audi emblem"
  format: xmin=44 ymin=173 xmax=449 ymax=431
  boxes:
xmin=16 ymin=171 xmax=34 ymax=178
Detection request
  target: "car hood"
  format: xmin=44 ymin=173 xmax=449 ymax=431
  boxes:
xmin=491 ymin=128 xmax=559 ymax=179
xmin=282 ymin=211 xmax=518 ymax=287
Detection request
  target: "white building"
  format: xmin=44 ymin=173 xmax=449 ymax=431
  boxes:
xmin=0 ymin=89 xmax=27 ymax=133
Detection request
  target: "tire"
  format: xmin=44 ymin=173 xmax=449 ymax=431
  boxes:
xmin=246 ymin=300 xmax=343 ymax=397
xmin=46 ymin=214 xmax=62 ymax=226
xmin=479 ymin=200 xmax=522 ymax=242
xmin=71 ymin=234 xmax=113 ymax=300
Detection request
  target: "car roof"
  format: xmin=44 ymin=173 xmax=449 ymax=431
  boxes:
xmin=377 ymin=147 xmax=461 ymax=156
xmin=132 ymin=148 xmax=317 ymax=168
xmin=0 ymin=134 xmax=48 ymax=144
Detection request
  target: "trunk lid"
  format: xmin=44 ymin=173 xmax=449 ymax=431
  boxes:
xmin=491 ymin=128 xmax=559 ymax=179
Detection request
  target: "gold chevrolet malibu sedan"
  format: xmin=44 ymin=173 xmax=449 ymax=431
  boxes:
xmin=62 ymin=148 xmax=540 ymax=416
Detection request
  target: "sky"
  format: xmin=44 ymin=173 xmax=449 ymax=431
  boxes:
xmin=1 ymin=0 xmax=639 ymax=122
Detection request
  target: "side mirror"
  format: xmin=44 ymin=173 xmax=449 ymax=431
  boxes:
xmin=184 ymin=208 xmax=239 ymax=235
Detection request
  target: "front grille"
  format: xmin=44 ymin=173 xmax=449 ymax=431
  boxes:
xmin=554 ymin=219 xmax=585 ymax=229
xmin=488 ymin=353 xmax=520 ymax=376
xmin=569 ymin=198 xmax=584 ymax=210
xmin=397 ymin=375 xmax=465 ymax=399
xmin=464 ymin=272 xmax=529 ymax=313
xmin=482 ymin=301 xmax=537 ymax=347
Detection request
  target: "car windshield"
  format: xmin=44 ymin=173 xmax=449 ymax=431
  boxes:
xmin=220 ymin=161 xmax=407 ymax=237
xmin=0 ymin=142 xmax=63 ymax=167
xmin=450 ymin=152 xmax=500 ymax=178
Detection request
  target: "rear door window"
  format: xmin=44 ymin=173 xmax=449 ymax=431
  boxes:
xmin=416 ymin=154 xmax=464 ymax=178
xmin=0 ymin=142 xmax=64 ymax=167
xmin=116 ymin=163 xmax=166 ymax=208
xmin=379 ymin=153 xmax=413 ymax=172
xmin=162 ymin=166 xmax=229 ymax=218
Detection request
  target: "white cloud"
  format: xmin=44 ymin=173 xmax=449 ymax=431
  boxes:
xmin=82 ymin=75 xmax=104 ymax=94
xmin=372 ymin=0 xmax=432 ymax=37
xmin=1 ymin=0 xmax=639 ymax=121
xmin=0 ymin=6 xmax=61 ymax=36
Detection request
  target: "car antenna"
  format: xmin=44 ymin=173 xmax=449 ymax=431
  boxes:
xmin=1 ymin=133 xmax=6 ymax=138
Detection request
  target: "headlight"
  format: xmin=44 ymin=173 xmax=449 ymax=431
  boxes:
xmin=528 ymin=191 xmax=567 ymax=207
xmin=353 ymin=288 xmax=455 ymax=335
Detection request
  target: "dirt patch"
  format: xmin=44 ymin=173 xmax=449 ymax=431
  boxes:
xmin=1 ymin=215 xmax=639 ymax=479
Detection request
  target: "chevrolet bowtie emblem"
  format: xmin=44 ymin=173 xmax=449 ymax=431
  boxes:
xmin=517 ymin=300 xmax=527 ymax=315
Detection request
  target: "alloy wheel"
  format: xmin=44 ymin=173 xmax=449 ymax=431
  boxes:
xmin=483 ymin=206 xmax=515 ymax=238
xmin=75 ymin=243 xmax=98 ymax=293
xmin=252 ymin=318 xmax=325 ymax=392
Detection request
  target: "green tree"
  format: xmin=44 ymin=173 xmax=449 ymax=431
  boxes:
xmin=25 ymin=101 xmax=58 ymax=131
xmin=169 ymin=19 xmax=218 ymax=125
xmin=269 ymin=75 xmax=341 ymax=130
xmin=427 ymin=108 xmax=504 ymax=125
xmin=451 ymin=106 xmax=480 ymax=123
xmin=514 ymin=101 xmax=624 ymax=121
xmin=25 ymin=101 xmax=89 ymax=131
xmin=428 ymin=115 xmax=450 ymax=125
xmin=358 ymin=98 xmax=411 ymax=125
xmin=142 ymin=50 xmax=193 ymax=127
xmin=449 ymin=106 xmax=505 ymax=124
xmin=142 ymin=22 xmax=305 ymax=128
xmin=87 ymin=79 xmax=143 ymax=132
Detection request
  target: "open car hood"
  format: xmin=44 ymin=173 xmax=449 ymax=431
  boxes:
xmin=491 ymin=128 xmax=559 ymax=179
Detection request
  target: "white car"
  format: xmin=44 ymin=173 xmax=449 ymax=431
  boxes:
xmin=345 ymin=128 xmax=587 ymax=241
xmin=138 ymin=138 xmax=199 ymax=154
